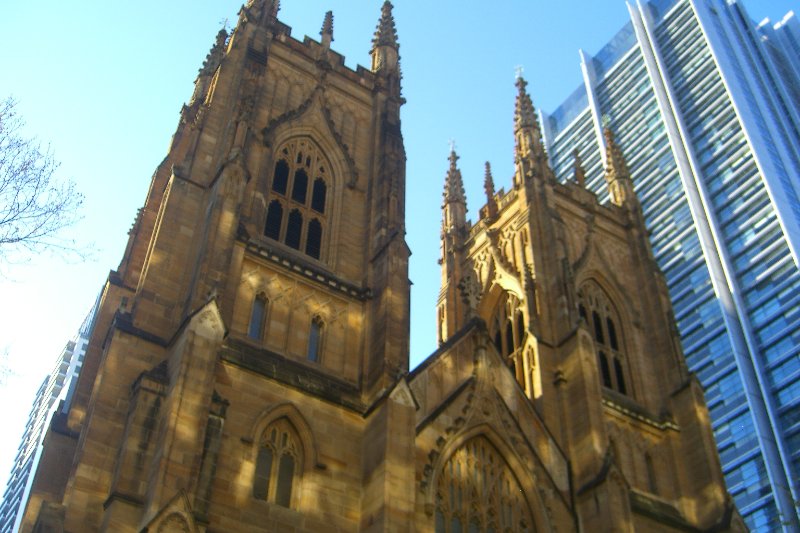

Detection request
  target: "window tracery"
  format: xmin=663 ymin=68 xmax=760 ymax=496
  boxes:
xmin=253 ymin=417 xmax=302 ymax=508
xmin=435 ymin=436 xmax=533 ymax=533
xmin=578 ymin=281 xmax=629 ymax=395
xmin=264 ymin=138 xmax=330 ymax=260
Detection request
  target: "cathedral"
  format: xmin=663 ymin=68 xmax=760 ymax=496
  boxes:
xmin=21 ymin=2 xmax=745 ymax=532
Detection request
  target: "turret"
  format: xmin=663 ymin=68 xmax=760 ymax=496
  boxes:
xmin=438 ymin=149 xmax=469 ymax=343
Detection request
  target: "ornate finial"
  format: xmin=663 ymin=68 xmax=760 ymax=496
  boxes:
xmin=372 ymin=1 xmax=399 ymax=50
xmin=449 ymin=139 xmax=456 ymax=153
xmin=271 ymin=0 xmax=281 ymax=17
xmin=603 ymin=126 xmax=635 ymax=207
xmin=199 ymin=27 xmax=229 ymax=76
xmin=515 ymin=65 xmax=524 ymax=80
xmin=573 ymin=149 xmax=586 ymax=187
xmin=321 ymin=11 xmax=334 ymax=40
xmin=484 ymin=162 xmax=498 ymax=219
xmin=443 ymin=148 xmax=467 ymax=207
xmin=514 ymin=75 xmax=538 ymax=133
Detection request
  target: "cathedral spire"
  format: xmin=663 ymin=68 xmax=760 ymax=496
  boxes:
xmin=371 ymin=1 xmax=401 ymax=79
xmin=573 ymin=149 xmax=586 ymax=187
xmin=442 ymin=148 xmax=468 ymax=235
xmin=483 ymin=161 xmax=498 ymax=219
xmin=513 ymin=74 xmax=546 ymax=185
xmin=320 ymin=10 xmax=334 ymax=48
xmin=372 ymin=1 xmax=399 ymax=50
xmin=603 ymin=126 xmax=636 ymax=207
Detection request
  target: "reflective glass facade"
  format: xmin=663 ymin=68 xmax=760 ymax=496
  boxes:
xmin=541 ymin=1 xmax=800 ymax=531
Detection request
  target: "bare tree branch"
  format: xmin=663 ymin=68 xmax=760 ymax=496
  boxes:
xmin=0 ymin=97 xmax=83 ymax=261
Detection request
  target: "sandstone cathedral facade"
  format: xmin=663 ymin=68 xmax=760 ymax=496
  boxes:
xmin=21 ymin=2 xmax=745 ymax=532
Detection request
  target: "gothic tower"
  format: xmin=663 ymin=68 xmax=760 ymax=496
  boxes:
xmin=21 ymin=2 xmax=413 ymax=531
xmin=20 ymin=4 xmax=743 ymax=533
xmin=432 ymin=77 xmax=745 ymax=532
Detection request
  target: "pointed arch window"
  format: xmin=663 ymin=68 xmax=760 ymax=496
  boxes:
xmin=435 ymin=436 xmax=533 ymax=533
xmin=248 ymin=293 xmax=268 ymax=340
xmin=578 ymin=282 xmax=629 ymax=396
xmin=264 ymin=139 xmax=331 ymax=261
xmin=253 ymin=418 xmax=302 ymax=508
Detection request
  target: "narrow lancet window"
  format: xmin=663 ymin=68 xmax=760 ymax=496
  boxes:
xmin=308 ymin=318 xmax=323 ymax=362
xmin=248 ymin=293 xmax=267 ymax=340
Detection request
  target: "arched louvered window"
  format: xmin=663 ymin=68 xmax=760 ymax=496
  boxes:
xmin=253 ymin=418 xmax=302 ymax=508
xmin=435 ymin=436 xmax=533 ymax=533
xmin=578 ymin=281 xmax=629 ymax=396
xmin=263 ymin=138 xmax=331 ymax=260
xmin=248 ymin=293 xmax=268 ymax=340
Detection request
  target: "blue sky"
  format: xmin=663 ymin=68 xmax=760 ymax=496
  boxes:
xmin=0 ymin=0 xmax=795 ymax=494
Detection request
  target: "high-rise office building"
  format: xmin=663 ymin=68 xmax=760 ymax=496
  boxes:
xmin=0 ymin=298 xmax=99 ymax=533
xmin=541 ymin=1 xmax=800 ymax=530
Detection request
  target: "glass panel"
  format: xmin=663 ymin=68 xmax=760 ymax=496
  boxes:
xmin=614 ymin=357 xmax=627 ymax=394
xmin=505 ymin=321 xmax=514 ymax=356
xmin=607 ymin=318 xmax=619 ymax=350
xmin=285 ymin=209 xmax=302 ymax=249
xmin=599 ymin=351 xmax=612 ymax=388
xmin=248 ymin=295 xmax=266 ymax=339
xmin=516 ymin=312 xmax=525 ymax=346
xmin=593 ymin=311 xmax=605 ymax=344
xmin=292 ymin=169 xmax=308 ymax=204
xmin=469 ymin=518 xmax=480 ymax=533
xmin=253 ymin=447 xmax=273 ymax=500
xmin=272 ymin=160 xmax=289 ymax=195
xmin=435 ymin=509 xmax=446 ymax=533
xmin=452 ymin=517 xmax=462 ymax=533
xmin=264 ymin=200 xmax=283 ymax=240
xmin=308 ymin=320 xmax=321 ymax=362
xmin=494 ymin=330 xmax=502 ymax=354
xmin=305 ymin=219 xmax=322 ymax=259
xmin=275 ymin=453 xmax=295 ymax=507
xmin=311 ymin=178 xmax=327 ymax=213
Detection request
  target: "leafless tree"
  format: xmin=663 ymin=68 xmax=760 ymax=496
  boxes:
xmin=0 ymin=97 xmax=83 ymax=261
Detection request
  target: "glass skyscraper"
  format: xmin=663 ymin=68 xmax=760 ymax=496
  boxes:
xmin=541 ymin=1 xmax=800 ymax=531
xmin=0 ymin=297 xmax=99 ymax=533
